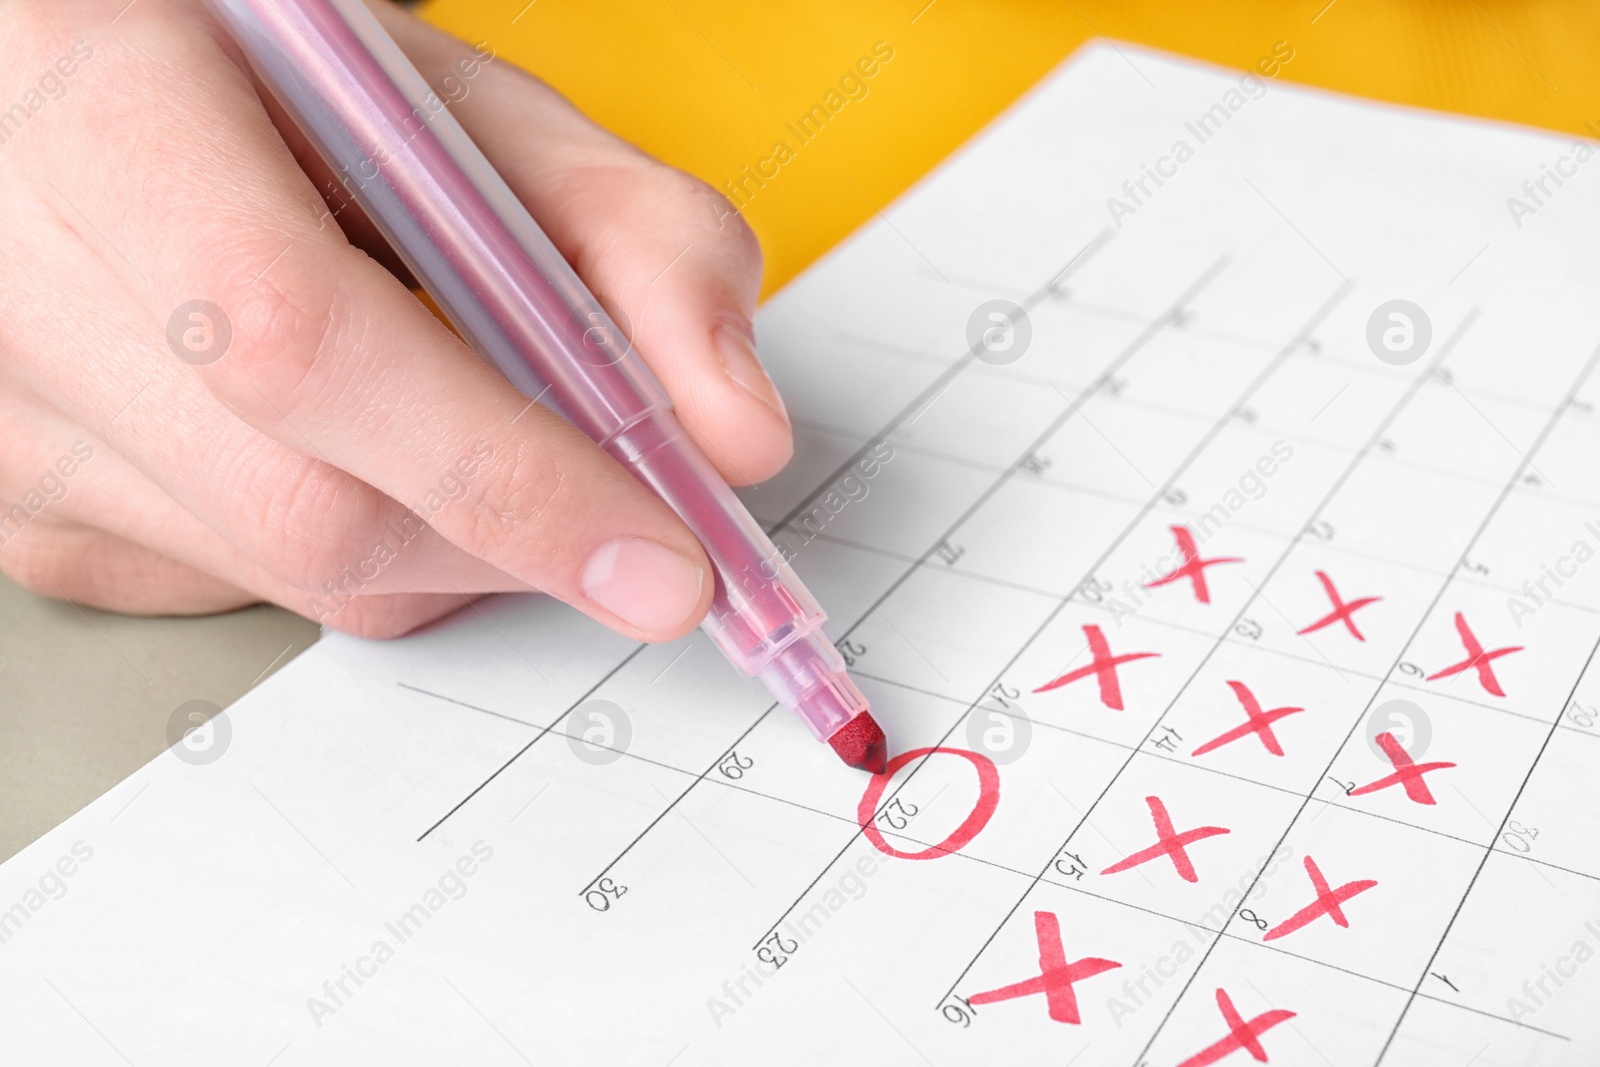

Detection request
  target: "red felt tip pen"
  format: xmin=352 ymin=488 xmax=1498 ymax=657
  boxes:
xmin=202 ymin=0 xmax=888 ymax=773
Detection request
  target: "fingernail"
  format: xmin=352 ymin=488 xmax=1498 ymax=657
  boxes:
xmin=714 ymin=321 xmax=789 ymax=425
xmin=581 ymin=537 xmax=706 ymax=634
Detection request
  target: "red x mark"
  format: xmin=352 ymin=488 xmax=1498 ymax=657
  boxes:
xmin=1426 ymin=612 xmax=1522 ymax=697
xmin=1296 ymin=570 xmax=1380 ymax=641
xmin=1176 ymin=988 xmax=1297 ymax=1067
xmin=1263 ymin=854 xmax=1378 ymax=941
xmin=1145 ymin=525 xmax=1243 ymax=605
xmin=967 ymin=911 xmax=1120 ymax=1024
xmin=1192 ymin=680 xmax=1305 ymax=758
xmin=1034 ymin=624 xmax=1160 ymax=710
xmin=1101 ymin=795 xmax=1230 ymax=883
xmin=1349 ymin=730 xmax=1456 ymax=805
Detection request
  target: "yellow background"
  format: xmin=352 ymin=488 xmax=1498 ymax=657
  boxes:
xmin=421 ymin=0 xmax=1599 ymax=297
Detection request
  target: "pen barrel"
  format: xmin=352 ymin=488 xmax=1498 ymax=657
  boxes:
xmin=204 ymin=0 xmax=662 ymax=437
xmin=611 ymin=411 xmax=863 ymax=737
xmin=206 ymin=0 xmax=864 ymax=734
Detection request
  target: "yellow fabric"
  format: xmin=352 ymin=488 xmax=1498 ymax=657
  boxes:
xmin=420 ymin=0 xmax=1599 ymax=298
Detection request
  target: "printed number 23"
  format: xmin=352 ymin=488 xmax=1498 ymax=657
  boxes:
xmin=757 ymin=931 xmax=798 ymax=969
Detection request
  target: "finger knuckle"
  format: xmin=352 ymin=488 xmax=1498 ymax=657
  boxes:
xmin=245 ymin=453 xmax=390 ymax=593
xmin=454 ymin=438 xmax=574 ymax=573
xmin=204 ymin=255 xmax=349 ymax=422
xmin=678 ymin=172 xmax=761 ymax=261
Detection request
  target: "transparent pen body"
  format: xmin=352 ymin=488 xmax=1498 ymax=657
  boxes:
xmin=204 ymin=0 xmax=866 ymax=739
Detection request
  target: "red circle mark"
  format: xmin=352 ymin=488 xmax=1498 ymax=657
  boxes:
xmin=857 ymin=747 xmax=1001 ymax=860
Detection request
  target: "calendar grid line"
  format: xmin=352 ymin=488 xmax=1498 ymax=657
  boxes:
xmin=396 ymin=682 xmax=539 ymax=728
xmin=1233 ymin=942 xmax=1571 ymax=1043
xmin=768 ymin=232 xmax=1122 ymax=537
xmin=1032 ymin=314 xmax=1562 ymax=419
xmin=793 ymin=383 xmax=1600 ymax=555
xmin=898 ymin=278 xmax=1370 ymax=999
xmin=747 ymin=257 xmax=1242 ymax=949
xmin=938 ymin=298 xmax=1456 ymax=1017
xmin=414 ymin=236 xmax=1108 ymax=846
xmin=1480 ymin=848 xmax=1600 ymax=886
xmin=576 ymin=706 xmax=777 ymax=896
xmin=403 ymin=247 xmax=1600 ymax=1062
xmin=821 ymin=530 xmax=1579 ymax=734
xmin=1133 ymin=338 xmax=1600 ymax=1067
xmin=834 ymin=303 xmax=1564 ymax=431
xmin=421 ymin=650 xmax=1600 ymax=899
xmin=413 ymin=647 xmax=650 ymax=841
xmin=415 ymin=237 xmax=1167 ymax=932
xmin=415 ymin=237 xmax=1147 ymax=871
xmin=829 ymin=331 xmax=967 ymax=371
xmin=904 ymin=241 xmax=1124 ymax=307
xmin=846 ymin=664 xmax=1584 ymax=874
xmin=403 ymin=670 xmax=1574 ymax=1045
xmin=1041 ymin=586 xmax=1565 ymax=729
xmin=804 ymin=506 xmax=1600 ymax=664
xmin=414 ymin=236 xmax=1115 ymax=846
xmin=1276 ymin=351 xmax=1567 ymax=419
xmin=842 ymin=301 xmax=1286 ymax=366
xmin=1375 ymin=633 xmax=1600 ymax=1062
xmin=1372 ymin=347 xmax=1600 ymax=1057
xmin=394 ymin=215 xmax=1591 ymax=1059
xmin=798 ymin=385 xmax=1600 ymax=526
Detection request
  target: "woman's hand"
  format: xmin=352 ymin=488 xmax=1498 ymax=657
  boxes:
xmin=0 ymin=0 xmax=791 ymax=640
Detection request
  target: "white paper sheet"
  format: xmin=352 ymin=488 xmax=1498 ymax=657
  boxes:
xmin=6 ymin=41 xmax=1600 ymax=1067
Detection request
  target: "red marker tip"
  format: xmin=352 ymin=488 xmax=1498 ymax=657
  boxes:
xmin=827 ymin=711 xmax=888 ymax=774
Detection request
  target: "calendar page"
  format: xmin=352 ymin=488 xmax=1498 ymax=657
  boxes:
xmin=6 ymin=42 xmax=1600 ymax=1067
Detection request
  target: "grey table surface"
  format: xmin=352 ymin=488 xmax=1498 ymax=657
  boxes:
xmin=0 ymin=575 xmax=320 ymax=863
